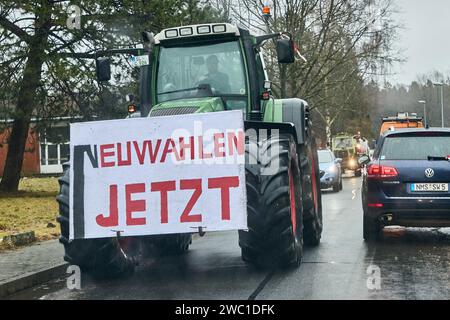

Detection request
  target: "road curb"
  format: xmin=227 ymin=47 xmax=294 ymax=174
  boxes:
xmin=0 ymin=262 xmax=68 ymax=298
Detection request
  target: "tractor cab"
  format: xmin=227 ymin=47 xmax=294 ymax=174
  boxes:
xmin=151 ymin=24 xmax=248 ymax=116
xmin=95 ymin=23 xmax=297 ymax=121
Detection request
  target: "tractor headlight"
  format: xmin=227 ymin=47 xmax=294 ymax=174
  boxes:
xmin=349 ymin=158 xmax=357 ymax=168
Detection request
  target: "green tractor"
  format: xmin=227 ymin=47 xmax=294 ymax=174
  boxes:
xmin=332 ymin=132 xmax=368 ymax=177
xmin=57 ymin=23 xmax=322 ymax=277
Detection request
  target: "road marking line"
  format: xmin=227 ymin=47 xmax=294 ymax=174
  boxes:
xmin=352 ymin=189 xmax=357 ymax=200
xmin=248 ymin=270 xmax=275 ymax=300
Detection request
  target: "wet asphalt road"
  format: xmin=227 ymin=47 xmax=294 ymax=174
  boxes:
xmin=8 ymin=175 xmax=450 ymax=300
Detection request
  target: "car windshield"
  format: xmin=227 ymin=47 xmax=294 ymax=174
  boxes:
xmin=380 ymin=135 xmax=450 ymax=160
xmin=156 ymin=40 xmax=247 ymax=109
xmin=319 ymin=151 xmax=333 ymax=163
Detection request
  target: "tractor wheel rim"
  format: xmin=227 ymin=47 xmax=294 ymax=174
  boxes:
xmin=311 ymin=155 xmax=319 ymax=214
xmin=289 ymin=162 xmax=297 ymax=235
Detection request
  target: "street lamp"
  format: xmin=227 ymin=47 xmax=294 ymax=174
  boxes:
xmin=418 ymin=100 xmax=427 ymax=127
xmin=432 ymin=82 xmax=445 ymax=127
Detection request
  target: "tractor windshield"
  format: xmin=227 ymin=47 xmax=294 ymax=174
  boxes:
xmin=156 ymin=40 xmax=247 ymax=110
xmin=333 ymin=137 xmax=354 ymax=149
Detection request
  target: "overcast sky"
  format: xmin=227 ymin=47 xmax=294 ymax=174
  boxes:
xmin=387 ymin=0 xmax=450 ymax=85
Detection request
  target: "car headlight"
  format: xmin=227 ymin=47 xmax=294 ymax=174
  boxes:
xmin=327 ymin=165 xmax=337 ymax=173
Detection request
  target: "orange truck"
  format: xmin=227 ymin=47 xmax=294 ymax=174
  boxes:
xmin=379 ymin=112 xmax=424 ymax=135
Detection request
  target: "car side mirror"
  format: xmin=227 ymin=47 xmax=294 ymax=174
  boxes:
xmin=276 ymin=38 xmax=295 ymax=64
xmin=371 ymin=139 xmax=377 ymax=149
xmin=335 ymin=158 xmax=343 ymax=164
xmin=358 ymin=155 xmax=370 ymax=166
xmin=96 ymin=57 xmax=111 ymax=81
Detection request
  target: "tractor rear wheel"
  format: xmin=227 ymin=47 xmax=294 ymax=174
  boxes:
xmin=239 ymin=133 xmax=303 ymax=268
xmin=56 ymin=165 xmax=136 ymax=279
xmin=299 ymin=134 xmax=323 ymax=246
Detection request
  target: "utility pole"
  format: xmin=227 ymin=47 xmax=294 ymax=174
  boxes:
xmin=418 ymin=100 xmax=427 ymax=127
xmin=433 ymin=82 xmax=445 ymax=127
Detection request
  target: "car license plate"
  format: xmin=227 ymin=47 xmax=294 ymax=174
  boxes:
xmin=411 ymin=183 xmax=449 ymax=192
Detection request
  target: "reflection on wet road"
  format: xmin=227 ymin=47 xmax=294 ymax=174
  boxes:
xmin=8 ymin=175 xmax=450 ymax=300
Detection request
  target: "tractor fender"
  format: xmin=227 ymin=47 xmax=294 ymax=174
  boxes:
xmin=279 ymin=98 xmax=310 ymax=145
xmin=244 ymin=121 xmax=300 ymax=144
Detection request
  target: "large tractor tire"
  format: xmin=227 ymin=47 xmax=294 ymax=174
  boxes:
xmin=239 ymin=133 xmax=303 ymax=268
xmin=298 ymin=134 xmax=323 ymax=246
xmin=56 ymin=164 xmax=136 ymax=279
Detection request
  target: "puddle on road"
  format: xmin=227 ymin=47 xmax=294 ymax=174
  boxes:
xmin=381 ymin=226 xmax=450 ymax=243
xmin=365 ymin=227 xmax=450 ymax=299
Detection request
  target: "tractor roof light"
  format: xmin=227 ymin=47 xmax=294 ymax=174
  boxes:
xmin=197 ymin=25 xmax=210 ymax=34
xmin=262 ymin=6 xmax=271 ymax=15
xmin=165 ymin=29 xmax=178 ymax=38
xmin=155 ymin=23 xmax=240 ymax=43
xmin=179 ymin=27 xmax=193 ymax=36
xmin=212 ymin=24 xmax=226 ymax=33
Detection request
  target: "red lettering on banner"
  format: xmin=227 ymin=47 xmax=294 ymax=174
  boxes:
xmin=180 ymin=179 xmax=202 ymax=223
xmin=227 ymin=131 xmax=245 ymax=156
xmin=151 ymin=181 xmax=176 ymax=224
xmin=208 ymin=176 xmax=239 ymax=220
xmin=179 ymin=136 xmax=195 ymax=160
xmin=125 ymin=183 xmax=147 ymax=226
xmin=161 ymin=138 xmax=181 ymax=162
xmin=133 ymin=139 xmax=162 ymax=164
xmin=117 ymin=142 xmax=132 ymax=166
xmin=198 ymin=136 xmax=212 ymax=159
xmin=98 ymin=131 xmax=243 ymax=169
xmin=214 ymin=133 xmax=225 ymax=157
xmin=100 ymin=144 xmax=115 ymax=167
xmin=149 ymin=139 xmax=162 ymax=163
xmin=95 ymin=184 xmax=119 ymax=227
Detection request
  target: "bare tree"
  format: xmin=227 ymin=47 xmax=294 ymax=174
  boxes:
xmin=227 ymin=0 xmax=401 ymax=142
xmin=0 ymin=0 xmax=225 ymax=192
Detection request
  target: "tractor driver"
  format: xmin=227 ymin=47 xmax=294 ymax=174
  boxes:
xmin=199 ymin=55 xmax=231 ymax=94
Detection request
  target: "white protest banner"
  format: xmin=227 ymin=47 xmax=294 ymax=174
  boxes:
xmin=69 ymin=110 xmax=247 ymax=240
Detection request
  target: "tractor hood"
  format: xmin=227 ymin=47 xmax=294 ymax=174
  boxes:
xmin=148 ymin=97 xmax=225 ymax=117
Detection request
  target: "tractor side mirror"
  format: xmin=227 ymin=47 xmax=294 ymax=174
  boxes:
xmin=276 ymin=38 xmax=295 ymax=64
xmin=96 ymin=57 xmax=111 ymax=82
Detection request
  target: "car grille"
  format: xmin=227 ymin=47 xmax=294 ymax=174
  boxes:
xmin=149 ymin=106 xmax=198 ymax=117
xmin=320 ymin=170 xmax=325 ymax=178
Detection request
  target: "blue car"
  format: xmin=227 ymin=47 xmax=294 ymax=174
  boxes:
xmin=360 ymin=128 xmax=450 ymax=241
xmin=318 ymin=149 xmax=343 ymax=192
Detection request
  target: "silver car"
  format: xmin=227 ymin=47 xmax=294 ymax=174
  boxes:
xmin=318 ymin=149 xmax=343 ymax=192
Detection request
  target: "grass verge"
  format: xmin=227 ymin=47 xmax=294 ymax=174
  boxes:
xmin=0 ymin=177 xmax=60 ymax=251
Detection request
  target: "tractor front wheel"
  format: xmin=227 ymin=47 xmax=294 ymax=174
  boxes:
xmin=239 ymin=133 xmax=303 ymax=268
xmin=56 ymin=165 xmax=136 ymax=279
